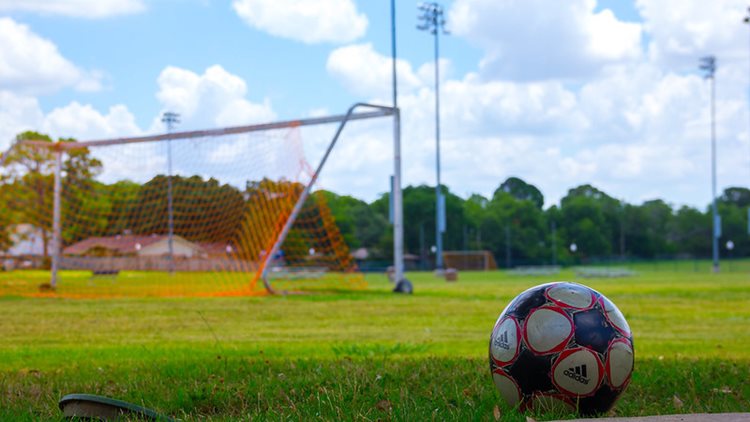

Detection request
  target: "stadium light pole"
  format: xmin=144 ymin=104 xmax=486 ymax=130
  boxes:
xmin=161 ymin=111 xmax=180 ymax=274
xmin=417 ymin=2 xmax=448 ymax=271
xmin=744 ymin=9 xmax=750 ymax=185
xmin=699 ymin=56 xmax=720 ymax=273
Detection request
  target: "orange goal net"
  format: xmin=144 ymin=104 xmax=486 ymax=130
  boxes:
xmin=0 ymin=107 xmax=395 ymax=298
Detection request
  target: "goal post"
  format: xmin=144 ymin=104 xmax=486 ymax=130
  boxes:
xmin=258 ymin=103 xmax=402 ymax=294
xmin=8 ymin=102 xmax=403 ymax=297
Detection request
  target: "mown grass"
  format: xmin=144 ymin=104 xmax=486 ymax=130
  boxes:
xmin=0 ymin=269 xmax=749 ymax=420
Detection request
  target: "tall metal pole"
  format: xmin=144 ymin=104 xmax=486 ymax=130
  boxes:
xmin=161 ymin=111 xmax=180 ymax=274
xmin=744 ymin=10 xmax=750 ymax=243
xmin=744 ymin=10 xmax=750 ymax=183
xmin=418 ymin=2 xmax=448 ymax=271
xmin=433 ymin=15 xmax=443 ymax=270
xmin=710 ymin=64 xmax=720 ymax=273
xmin=51 ymin=147 xmax=62 ymax=287
xmin=700 ymin=56 xmax=720 ymax=273
xmin=391 ymin=0 xmax=405 ymax=287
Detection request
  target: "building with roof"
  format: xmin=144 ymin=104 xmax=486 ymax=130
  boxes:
xmin=64 ymin=234 xmax=204 ymax=258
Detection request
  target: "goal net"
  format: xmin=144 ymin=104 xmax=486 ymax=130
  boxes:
xmin=0 ymin=107 xmax=395 ymax=297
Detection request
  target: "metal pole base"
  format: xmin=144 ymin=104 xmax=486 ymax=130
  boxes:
xmin=393 ymin=279 xmax=413 ymax=294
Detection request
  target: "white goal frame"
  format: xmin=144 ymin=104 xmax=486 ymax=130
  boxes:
xmin=21 ymin=102 xmax=404 ymax=294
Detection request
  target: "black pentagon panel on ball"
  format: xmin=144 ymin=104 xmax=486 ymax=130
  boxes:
xmin=508 ymin=348 xmax=554 ymax=394
xmin=505 ymin=285 xmax=549 ymax=319
xmin=573 ymin=308 xmax=617 ymax=354
xmin=576 ymin=384 xmax=621 ymax=416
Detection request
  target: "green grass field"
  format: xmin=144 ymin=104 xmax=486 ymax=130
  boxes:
xmin=1 ymin=269 xmax=749 ymax=420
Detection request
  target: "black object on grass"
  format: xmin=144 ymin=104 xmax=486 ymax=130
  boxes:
xmin=59 ymin=394 xmax=174 ymax=421
xmin=393 ymin=278 xmax=413 ymax=294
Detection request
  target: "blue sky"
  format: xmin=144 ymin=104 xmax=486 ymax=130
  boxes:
xmin=1 ymin=0 xmax=750 ymax=209
xmin=11 ymin=0 xmax=486 ymax=126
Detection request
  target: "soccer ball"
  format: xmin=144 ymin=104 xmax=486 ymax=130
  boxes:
xmin=489 ymin=282 xmax=633 ymax=415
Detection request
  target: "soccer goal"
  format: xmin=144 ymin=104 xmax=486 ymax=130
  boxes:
xmin=3 ymin=103 xmax=403 ymax=297
xmin=442 ymin=250 xmax=498 ymax=271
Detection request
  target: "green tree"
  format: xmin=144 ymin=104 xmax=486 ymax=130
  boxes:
xmin=0 ymin=182 xmax=12 ymax=252
xmin=719 ymin=187 xmax=750 ymax=208
xmin=669 ymin=206 xmax=710 ymax=257
xmin=558 ymin=195 xmax=611 ymax=259
xmin=321 ymin=191 xmax=388 ymax=253
xmin=2 ymin=132 xmax=56 ymax=258
xmin=2 ymin=132 xmax=105 ymax=255
xmin=623 ymin=200 xmax=674 ymax=258
xmin=59 ymin=140 xmax=104 ymax=244
xmin=717 ymin=187 xmax=750 ymax=258
xmin=104 ymin=180 xmax=141 ymax=236
xmin=464 ymin=194 xmax=489 ymax=250
xmin=561 ymin=184 xmax=624 ymax=259
xmin=479 ymin=188 xmax=546 ymax=267
xmin=497 ymin=176 xmax=544 ymax=209
xmin=132 ymin=175 xmax=245 ymax=243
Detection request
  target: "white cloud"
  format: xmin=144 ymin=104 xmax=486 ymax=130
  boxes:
xmin=0 ymin=17 xmax=101 ymax=94
xmin=449 ymin=0 xmax=642 ymax=81
xmin=327 ymin=43 xmax=423 ymax=99
xmin=637 ymin=0 xmax=747 ymax=65
xmin=0 ymin=91 xmax=43 ymax=149
xmin=323 ymin=34 xmax=749 ymax=208
xmin=0 ymin=0 xmax=145 ymax=18
xmin=232 ymin=0 xmax=367 ymax=44
xmin=155 ymin=65 xmax=276 ymax=130
xmin=43 ymin=102 xmax=141 ymax=141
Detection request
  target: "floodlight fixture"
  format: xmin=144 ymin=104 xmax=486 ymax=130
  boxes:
xmin=161 ymin=111 xmax=181 ymax=129
xmin=699 ymin=56 xmax=716 ymax=79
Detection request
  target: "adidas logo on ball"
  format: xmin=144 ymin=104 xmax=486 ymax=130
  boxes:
xmin=494 ymin=331 xmax=510 ymax=350
xmin=564 ymin=365 xmax=590 ymax=385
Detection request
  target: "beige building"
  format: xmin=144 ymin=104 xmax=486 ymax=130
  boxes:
xmin=64 ymin=234 xmax=204 ymax=258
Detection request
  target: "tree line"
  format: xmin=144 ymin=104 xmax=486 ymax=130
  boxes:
xmin=2 ymin=132 xmax=749 ymax=267
xmin=324 ymin=177 xmax=750 ymax=266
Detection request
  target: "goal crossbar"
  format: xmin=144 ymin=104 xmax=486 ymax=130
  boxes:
xmin=21 ymin=109 xmax=394 ymax=150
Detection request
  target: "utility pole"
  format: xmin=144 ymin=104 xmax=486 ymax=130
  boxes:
xmin=418 ymin=2 xmax=448 ymax=271
xmin=744 ymin=9 xmax=750 ymax=183
xmin=699 ymin=56 xmax=720 ymax=273
xmin=161 ymin=111 xmax=180 ymax=274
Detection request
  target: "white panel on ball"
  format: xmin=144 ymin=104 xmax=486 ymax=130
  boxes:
xmin=492 ymin=371 xmax=522 ymax=407
xmin=607 ymin=339 xmax=634 ymax=388
xmin=490 ymin=317 xmax=520 ymax=365
xmin=600 ymin=296 xmax=631 ymax=336
xmin=524 ymin=307 xmax=573 ymax=354
xmin=546 ymin=283 xmax=595 ymax=309
xmin=552 ymin=348 xmax=602 ymax=396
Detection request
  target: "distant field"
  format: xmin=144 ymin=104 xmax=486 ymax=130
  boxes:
xmin=0 ymin=269 xmax=749 ymax=420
